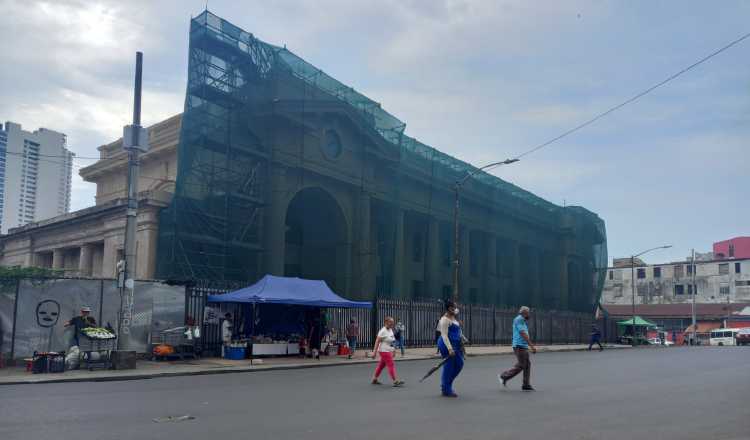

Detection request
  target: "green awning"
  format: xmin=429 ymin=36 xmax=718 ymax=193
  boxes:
xmin=617 ymin=316 xmax=657 ymax=327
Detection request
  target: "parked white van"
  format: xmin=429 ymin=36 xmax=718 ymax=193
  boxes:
xmin=709 ymin=328 xmax=740 ymax=346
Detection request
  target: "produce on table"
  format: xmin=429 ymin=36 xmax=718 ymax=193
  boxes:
xmin=81 ymin=327 xmax=116 ymax=339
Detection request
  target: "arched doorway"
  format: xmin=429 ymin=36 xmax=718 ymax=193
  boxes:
xmin=284 ymin=187 xmax=348 ymax=294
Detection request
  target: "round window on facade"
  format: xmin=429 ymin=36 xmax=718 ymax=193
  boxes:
xmin=322 ymin=129 xmax=342 ymax=160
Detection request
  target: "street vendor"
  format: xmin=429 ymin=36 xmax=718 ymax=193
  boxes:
xmin=64 ymin=306 xmax=97 ymax=347
xmin=221 ymin=313 xmax=233 ymax=356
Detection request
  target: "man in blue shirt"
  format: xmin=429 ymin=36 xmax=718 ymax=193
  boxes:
xmin=499 ymin=306 xmax=536 ymax=391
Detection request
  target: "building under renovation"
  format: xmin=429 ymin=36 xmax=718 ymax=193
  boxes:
xmin=155 ymin=11 xmax=607 ymax=311
xmin=0 ymin=11 xmax=607 ymax=312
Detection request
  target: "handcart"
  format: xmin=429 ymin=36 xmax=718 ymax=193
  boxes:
xmin=152 ymin=326 xmax=200 ymax=361
xmin=79 ymin=334 xmax=117 ymax=371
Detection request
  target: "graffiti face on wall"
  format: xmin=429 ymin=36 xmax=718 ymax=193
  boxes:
xmin=36 ymin=300 xmax=61 ymax=328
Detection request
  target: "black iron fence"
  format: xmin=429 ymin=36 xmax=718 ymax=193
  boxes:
xmin=185 ymin=284 xmax=616 ymax=355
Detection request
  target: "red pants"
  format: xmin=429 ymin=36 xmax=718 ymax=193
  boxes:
xmin=374 ymin=351 xmax=396 ymax=380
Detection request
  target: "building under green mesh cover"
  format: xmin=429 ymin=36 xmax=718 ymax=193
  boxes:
xmin=155 ymin=11 xmax=607 ymax=312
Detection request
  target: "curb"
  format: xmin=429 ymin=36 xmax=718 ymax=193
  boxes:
xmin=0 ymin=345 xmax=629 ymax=386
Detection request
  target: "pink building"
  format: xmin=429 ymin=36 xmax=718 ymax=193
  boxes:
xmin=714 ymin=237 xmax=750 ymax=260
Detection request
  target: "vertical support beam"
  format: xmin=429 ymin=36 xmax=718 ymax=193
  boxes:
xmin=487 ymin=234 xmax=497 ymax=304
xmin=79 ymin=244 xmax=93 ymax=277
xmin=393 ymin=208 xmax=405 ymax=298
xmin=52 ymin=249 xmax=64 ymax=270
xmin=511 ymin=241 xmax=521 ymax=307
xmin=22 ymin=238 xmax=33 ymax=267
xmin=559 ymin=253 xmax=570 ymax=310
xmin=9 ymin=279 xmax=20 ymax=361
xmin=460 ymin=226 xmax=470 ymax=302
xmin=102 ymin=237 xmax=118 ymax=278
xmin=356 ymin=192 xmax=375 ymax=300
xmin=264 ymin=166 xmax=287 ymax=276
xmin=426 ymin=217 xmax=441 ymax=298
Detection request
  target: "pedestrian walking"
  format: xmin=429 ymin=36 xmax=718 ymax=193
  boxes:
xmin=437 ymin=300 xmax=466 ymax=397
xmin=588 ymin=324 xmax=603 ymax=351
xmin=394 ymin=320 xmax=406 ymax=357
xmin=499 ymin=306 xmax=537 ymax=391
xmin=371 ymin=316 xmax=405 ymax=387
xmin=346 ymin=318 xmax=359 ymax=359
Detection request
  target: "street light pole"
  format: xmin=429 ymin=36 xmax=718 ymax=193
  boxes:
xmin=452 ymin=158 xmax=519 ymax=303
xmin=691 ymin=249 xmax=697 ymax=345
xmin=630 ymin=245 xmax=672 ymax=346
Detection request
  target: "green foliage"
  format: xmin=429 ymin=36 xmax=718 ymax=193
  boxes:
xmin=0 ymin=266 xmax=63 ymax=279
xmin=0 ymin=266 xmax=64 ymax=290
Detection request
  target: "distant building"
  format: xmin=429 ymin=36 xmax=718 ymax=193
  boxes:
xmin=602 ymin=257 xmax=750 ymax=306
xmin=714 ymin=237 xmax=750 ymax=260
xmin=0 ymin=122 xmax=73 ymax=233
xmin=687 ymin=251 xmax=714 ymax=262
xmin=613 ymin=257 xmax=645 ymax=268
xmin=0 ymin=116 xmax=178 ymax=278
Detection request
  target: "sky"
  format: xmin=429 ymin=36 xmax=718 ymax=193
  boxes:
xmin=0 ymin=0 xmax=748 ymax=265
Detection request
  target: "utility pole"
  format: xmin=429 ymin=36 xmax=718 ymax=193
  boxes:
xmin=452 ymin=158 xmax=518 ymax=303
xmin=631 ymin=255 xmax=636 ymax=345
xmin=118 ymin=52 xmax=149 ymax=347
xmin=691 ymin=249 xmax=697 ymax=345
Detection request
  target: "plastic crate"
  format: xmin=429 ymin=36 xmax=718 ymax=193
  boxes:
xmin=224 ymin=346 xmax=245 ymax=360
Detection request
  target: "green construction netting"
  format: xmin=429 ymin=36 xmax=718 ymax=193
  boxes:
xmin=155 ymin=11 xmax=607 ymax=312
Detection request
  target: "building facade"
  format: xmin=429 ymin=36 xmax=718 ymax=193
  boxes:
xmin=602 ymin=258 xmax=750 ymax=305
xmin=714 ymin=237 xmax=750 ymax=260
xmin=0 ymin=116 xmax=178 ymax=279
xmin=0 ymin=12 xmax=608 ymax=312
xmin=0 ymin=122 xmax=73 ymax=233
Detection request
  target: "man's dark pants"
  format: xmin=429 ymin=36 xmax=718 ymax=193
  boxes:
xmin=501 ymin=347 xmax=531 ymax=386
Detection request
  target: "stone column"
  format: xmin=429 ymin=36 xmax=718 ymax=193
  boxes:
xmin=559 ymin=253 xmax=570 ymax=309
xmin=52 ymin=248 xmax=64 ymax=270
xmin=487 ymin=234 xmax=498 ymax=304
xmin=79 ymin=244 xmax=93 ymax=277
xmin=459 ymin=226 xmax=470 ymax=302
xmin=426 ymin=217 xmax=441 ymax=297
xmin=510 ymin=240 xmax=521 ymax=307
xmin=356 ymin=192 xmax=375 ymax=300
xmin=264 ymin=166 xmax=287 ymax=276
xmin=23 ymin=238 xmax=34 ymax=267
xmin=392 ymin=208 xmax=405 ymax=298
xmin=102 ymin=237 xmax=119 ymax=279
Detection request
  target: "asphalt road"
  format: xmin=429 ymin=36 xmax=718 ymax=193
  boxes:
xmin=1 ymin=347 xmax=748 ymax=440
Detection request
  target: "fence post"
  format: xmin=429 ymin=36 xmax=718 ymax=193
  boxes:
xmin=371 ymin=297 xmax=379 ymax=346
xmin=9 ymin=279 xmax=20 ymax=361
xmin=492 ymin=305 xmax=496 ymax=346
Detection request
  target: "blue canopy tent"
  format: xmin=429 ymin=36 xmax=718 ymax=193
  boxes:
xmin=207 ymin=275 xmax=372 ymax=308
xmin=207 ymin=276 xmax=371 ymax=358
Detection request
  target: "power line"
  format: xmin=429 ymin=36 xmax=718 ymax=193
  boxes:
xmin=513 ymin=30 xmax=750 ymax=160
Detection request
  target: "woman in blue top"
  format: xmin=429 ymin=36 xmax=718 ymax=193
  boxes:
xmin=437 ymin=300 xmax=465 ymax=397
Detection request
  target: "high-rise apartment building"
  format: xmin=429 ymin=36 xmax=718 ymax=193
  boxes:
xmin=0 ymin=122 xmax=73 ymax=233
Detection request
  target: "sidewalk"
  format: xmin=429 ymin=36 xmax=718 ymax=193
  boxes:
xmin=0 ymin=344 xmax=630 ymax=386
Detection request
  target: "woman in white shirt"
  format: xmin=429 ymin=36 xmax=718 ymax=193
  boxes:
xmin=370 ymin=316 xmax=405 ymax=387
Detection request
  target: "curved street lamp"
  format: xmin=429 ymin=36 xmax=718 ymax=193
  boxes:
xmin=630 ymin=245 xmax=672 ymax=345
xmin=452 ymin=158 xmax=519 ymax=303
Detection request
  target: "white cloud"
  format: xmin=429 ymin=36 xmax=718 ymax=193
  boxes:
xmin=1 ymin=0 xmax=748 ymax=262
